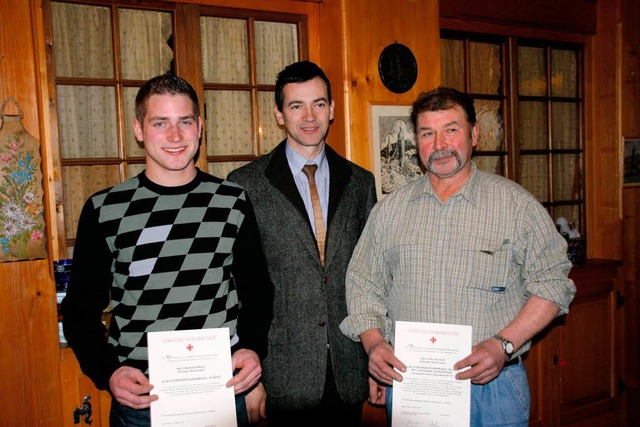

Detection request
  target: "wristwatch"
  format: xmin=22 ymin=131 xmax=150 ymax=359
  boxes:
xmin=493 ymin=334 xmax=515 ymax=359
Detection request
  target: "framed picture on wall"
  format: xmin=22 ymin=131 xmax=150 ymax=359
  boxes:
xmin=370 ymin=104 xmax=422 ymax=199
xmin=623 ymin=137 xmax=640 ymax=187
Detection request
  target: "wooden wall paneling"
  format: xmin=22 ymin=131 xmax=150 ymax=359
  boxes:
xmin=584 ymin=0 xmax=623 ymax=260
xmin=0 ymin=0 xmax=62 ymax=426
xmin=0 ymin=260 xmax=60 ymax=425
xmin=319 ymin=0 xmax=441 ymax=172
xmin=33 ymin=0 xmax=62 ymax=261
xmin=525 ymin=325 xmax=560 ymax=427
xmin=170 ymin=0 xmax=319 ymax=16
xmin=620 ymin=12 xmax=640 ymax=427
xmin=623 ymin=187 xmax=640 ymax=427
xmin=559 ymin=261 xmax=622 ymax=426
xmin=40 ymin=0 xmax=67 ymax=259
xmin=59 ymin=347 xmax=111 ymax=427
xmin=439 ymin=0 xmax=597 ymax=35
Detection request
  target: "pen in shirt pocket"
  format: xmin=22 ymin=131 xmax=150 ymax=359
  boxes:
xmin=480 ymin=239 xmax=510 ymax=256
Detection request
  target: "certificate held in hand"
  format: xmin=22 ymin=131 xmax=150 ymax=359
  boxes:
xmin=393 ymin=321 xmax=472 ymax=427
xmin=148 ymin=328 xmax=237 ymax=427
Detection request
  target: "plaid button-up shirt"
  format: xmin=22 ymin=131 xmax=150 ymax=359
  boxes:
xmin=340 ymin=163 xmax=576 ymax=358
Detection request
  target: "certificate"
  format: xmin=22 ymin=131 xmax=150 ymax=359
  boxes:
xmin=392 ymin=321 xmax=472 ymax=427
xmin=148 ymin=328 xmax=237 ymax=427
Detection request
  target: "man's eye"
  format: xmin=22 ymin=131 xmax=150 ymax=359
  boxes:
xmin=153 ymin=122 xmax=166 ymax=128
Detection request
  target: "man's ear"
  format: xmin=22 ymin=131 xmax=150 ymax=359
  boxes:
xmin=274 ymin=105 xmax=284 ymax=126
xmin=133 ymin=119 xmax=144 ymax=142
xmin=471 ymin=122 xmax=480 ymax=148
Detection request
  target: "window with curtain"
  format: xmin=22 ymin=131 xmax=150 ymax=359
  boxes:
xmin=48 ymin=0 xmax=304 ymax=256
xmin=441 ymin=31 xmax=584 ymax=233
xmin=199 ymin=12 xmax=302 ymax=178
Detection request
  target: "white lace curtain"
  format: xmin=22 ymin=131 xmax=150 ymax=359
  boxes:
xmin=51 ymin=3 xmax=300 ymax=245
xmin=441 ymin=37 xmax=580 ymax=206
xmin=200 ymin=17 xmax=296 ymax=159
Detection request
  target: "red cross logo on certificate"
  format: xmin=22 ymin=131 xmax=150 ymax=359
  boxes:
xmin=430 ymin=336 xmax=437 ymax=344
xmin=186 ymin=343 xmax=193 ymax=351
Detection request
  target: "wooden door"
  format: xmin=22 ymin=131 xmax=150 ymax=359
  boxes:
xmin=528 ymin=260 xmax=623 ymax=426
xmin=59 ymin=348 xmax=111 ymax=427
xmin=557 ymin=261 xmax=623 ymax=426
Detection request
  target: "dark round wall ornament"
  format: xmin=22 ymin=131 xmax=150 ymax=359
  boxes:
xmin=378 ymin=43 xmax=418 ymax=94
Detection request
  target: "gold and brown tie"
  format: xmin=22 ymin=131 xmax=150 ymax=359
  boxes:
xmin=302 ymin=164 xmax=326 ymax=265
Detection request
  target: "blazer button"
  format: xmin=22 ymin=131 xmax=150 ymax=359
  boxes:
xmin=318 ymin=321 xmax=326 ymax=327
xmin=322 ymin=276 xmax=328 ymax=284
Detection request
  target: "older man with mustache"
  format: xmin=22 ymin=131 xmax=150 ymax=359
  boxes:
xmin=340 ymin=87 xmax=576 ymax=426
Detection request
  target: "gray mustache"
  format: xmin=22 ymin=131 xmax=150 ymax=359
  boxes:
xmin=429 ymin=149 xmax=456 ymax=161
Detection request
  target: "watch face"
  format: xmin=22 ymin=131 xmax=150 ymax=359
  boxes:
xmin=505 ymin=342 xmax=515 ymax=353
xmin=378 ymin=43 xmax=418 ymax=94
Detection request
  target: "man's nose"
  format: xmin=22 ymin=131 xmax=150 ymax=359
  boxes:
xmin=303 ymin=106 xmax=316 ymax=121
xmin=432 ymin=133 xmax=446 ymax=150
xmin=167 ymin=124 xmax=182 ymax=142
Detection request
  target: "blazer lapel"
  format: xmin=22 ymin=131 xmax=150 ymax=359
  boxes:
xmin=326 ymin=144 xmax=352 ymax=227
xmin=265 ymin=141 xmax=320 ymax=262
xmin=265 ymin=141 xmax=308 ymax=220
xmin=324 ymin=144 xmax=353 ymax=267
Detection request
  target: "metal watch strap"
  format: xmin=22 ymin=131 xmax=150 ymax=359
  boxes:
xmin=493 ymin=334 xmax=515 ymax=359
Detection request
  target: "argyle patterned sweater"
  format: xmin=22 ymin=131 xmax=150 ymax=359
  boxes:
xmin=62 ymin=169 xmax=273 ymax=391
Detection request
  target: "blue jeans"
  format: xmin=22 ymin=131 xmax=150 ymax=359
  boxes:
xmin=109 ymin=392 xmax=249 ymax=426
xmin=385 ymin=362 xmax=530 ymax=427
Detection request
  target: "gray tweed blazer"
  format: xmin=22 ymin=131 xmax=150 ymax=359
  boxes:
xmin=228 ymin=141 xmax=377 ymax=411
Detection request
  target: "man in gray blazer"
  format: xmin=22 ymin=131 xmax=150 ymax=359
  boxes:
xmin=228 ymin=61 xmax=377 ymax=426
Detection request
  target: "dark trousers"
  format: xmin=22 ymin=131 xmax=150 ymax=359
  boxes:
xmin=267 ymin=356 xmax=363 ymax=427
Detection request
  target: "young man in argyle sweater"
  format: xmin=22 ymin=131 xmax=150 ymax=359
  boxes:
xmin=62 ymin=73 xmax=273 ymax=426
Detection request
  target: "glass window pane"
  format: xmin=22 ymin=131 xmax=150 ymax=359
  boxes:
xmin=63 ymin=165 xmax=121 ymax=239
xmin=520 ymin=155 xmax=548 ymax=201
xmin=127 ymin=163 xmax=145 ymax=180
xmin=475 ymin=100 xmax=504 ymax=151
xmin=258 ymin=91 xmax=285 ymax=155
xmin=57 ymin=85 xmax=118 ymax=158
xmin=440 ymin=38 xmax=465 ymax=91
xmin=553 ymin=153 xmax=581 ymax=201
xmin=473 ymin=155 xmax=503 ymax=176
xmin=201 ymin=17 xmax=249 ymax=84
xmin=204 ymin=90 xmax=252 ymax=155
xmin=518 ymin=46 xmax=546 ymax=96
xmin=123 ymin=87 xmax=145 ymax=158
xmin=551 ymin=49 xmax=577 ymax=97
xmin=208 ymin=161 xmax=249 ymax=179
xmin=552 ymin=102 xmax=578 ymax=149
xmin=519 ymin=101 xmax=547 ymax=150
xmin=52 ymin=2 xmax=114 ymax=78
xmin=119 ymin=9 xmax=173 ymax=80
xmin=470 ymin=41 xmax=501 ymax=95
xmin=255 ymin=21 xmax=299 ymax=85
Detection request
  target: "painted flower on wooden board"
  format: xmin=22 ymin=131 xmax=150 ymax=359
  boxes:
xmin=0 ymin=133 xmax=46 ymax=258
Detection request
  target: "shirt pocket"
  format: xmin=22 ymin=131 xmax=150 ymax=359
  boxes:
xmin=460 ymin=236 xmax=511 ymax=295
